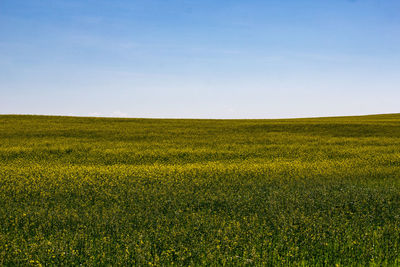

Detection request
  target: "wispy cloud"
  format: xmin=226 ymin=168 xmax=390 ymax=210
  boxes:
xmin=68 ymin=34 xmax=140 ymax=51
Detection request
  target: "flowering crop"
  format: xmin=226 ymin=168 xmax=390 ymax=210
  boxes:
xmin=1 ymin=114 xmax=400 ymax=265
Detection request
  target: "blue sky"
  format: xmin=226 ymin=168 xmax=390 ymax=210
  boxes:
xmin=1 ymin=0 xmax=399 ymax=118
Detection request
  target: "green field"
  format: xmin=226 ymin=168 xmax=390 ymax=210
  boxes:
xmin=1 ymin=114 xmax=400 ymax=265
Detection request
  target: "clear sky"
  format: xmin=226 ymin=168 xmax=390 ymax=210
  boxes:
xmin=1 ymin=0 xmax=399 ymax=118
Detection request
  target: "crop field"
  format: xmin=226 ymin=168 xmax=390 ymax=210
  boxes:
xmin=1 ymin=114 xmax=400 ymax=265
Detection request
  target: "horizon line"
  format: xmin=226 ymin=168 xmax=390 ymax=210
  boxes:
xmin=1 ymin=112 xmax=399 ymax=121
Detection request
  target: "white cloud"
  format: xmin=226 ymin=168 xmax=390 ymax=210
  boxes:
xmin=111 ymin=110 xmax=128 ymax=117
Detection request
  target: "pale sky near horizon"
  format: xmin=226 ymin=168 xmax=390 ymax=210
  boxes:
xmin=1 ymin=0 xmax=399 ymax=119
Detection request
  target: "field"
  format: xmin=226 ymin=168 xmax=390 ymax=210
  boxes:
xmin=1 ymin=114 xmax=400 ymax=265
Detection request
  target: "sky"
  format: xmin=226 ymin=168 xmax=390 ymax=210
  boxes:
xmin=1 ymin=0 xmax=400 ymax=119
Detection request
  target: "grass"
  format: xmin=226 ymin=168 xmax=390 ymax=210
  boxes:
xmin=1 ymin=114 xmax=400 ymax=265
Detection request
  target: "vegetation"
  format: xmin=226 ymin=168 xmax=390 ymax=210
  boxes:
xmin=1 ymin=114 xmax=400 ymax=265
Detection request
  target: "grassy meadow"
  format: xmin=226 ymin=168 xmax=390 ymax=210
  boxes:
xmin=1 ymin=114 xmax=400 ymax=265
